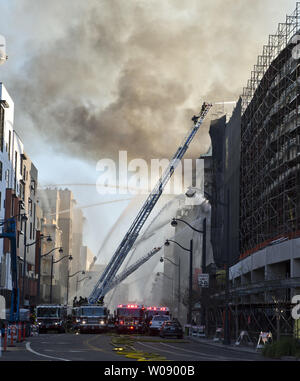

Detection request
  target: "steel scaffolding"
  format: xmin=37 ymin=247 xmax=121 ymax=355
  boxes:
xmin=206 ymin=279 xmax=295 ymax=340
xmin=240 ymin=3 xmax=300 ymax=259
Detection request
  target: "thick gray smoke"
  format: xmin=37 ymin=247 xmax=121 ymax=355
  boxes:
xmin=0 ymin=0 xmax=294 ymax=163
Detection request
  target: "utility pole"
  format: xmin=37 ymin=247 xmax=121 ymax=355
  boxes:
xmin=66 ymin=267 xmax=70 ymax=306
xmin=50 ymin=255 xmax=54 ymax=304
xmin=37 ymin=242 xmax=42 ymax=305
xmin=164 ymin=238 xmax=193 ymax=325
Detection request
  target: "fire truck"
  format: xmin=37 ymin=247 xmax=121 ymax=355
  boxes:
xmin=74 ymin=304 xmax=109 ymax=333
xmin=36 ymin=305 xmax=68 ymax=333
xmin=115 ymin=304 xmax=146 ymax=334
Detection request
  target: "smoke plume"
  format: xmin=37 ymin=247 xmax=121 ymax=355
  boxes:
xmin=0 ymin=0 xmax=294 ymax=163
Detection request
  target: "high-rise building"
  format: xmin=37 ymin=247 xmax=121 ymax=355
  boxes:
xmin=69 ymin=206 xmax=85 ymax=302
xmin=38 ymin=188 xmax=85 ymax=304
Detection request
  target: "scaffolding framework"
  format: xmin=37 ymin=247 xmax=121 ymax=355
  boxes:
xmin=205 ymin=277 xmax=295 ymax=340
xmin=240 ymin=3 xmax=300 ymax=258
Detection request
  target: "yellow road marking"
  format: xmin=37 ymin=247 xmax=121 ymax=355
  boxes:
xmin=83 ymin=335 xmax=106 ymax=353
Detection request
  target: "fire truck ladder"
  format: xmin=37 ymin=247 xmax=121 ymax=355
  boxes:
xmin=102 ymin=247 xmax=161 ymax=295
xmin=88 ymin=102 xmax=212 ymax=304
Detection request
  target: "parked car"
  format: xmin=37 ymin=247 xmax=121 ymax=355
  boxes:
xmin=148 ymin=315 xmax=171 ymax=335
xmin=159 ymin=320 xmax=184 ymax=339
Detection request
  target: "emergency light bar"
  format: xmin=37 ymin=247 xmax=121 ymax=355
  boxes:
xmin=146 ymin=306 xmax=168 ymax=311
xmin=117 ymin=304 xmax=142 ymax=309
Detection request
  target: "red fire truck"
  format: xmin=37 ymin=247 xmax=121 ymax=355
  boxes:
xmin=115 ymin=304 xmax=146 ymax=334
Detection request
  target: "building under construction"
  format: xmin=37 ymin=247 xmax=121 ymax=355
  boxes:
xmin=205 ymin=4 xmax=300 ymax=341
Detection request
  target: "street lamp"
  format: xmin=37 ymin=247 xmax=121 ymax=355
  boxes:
xmin=156 ymin=271 xmax=174 ymax=304
xmin=24 ymin=233 xmax=52 ymax=305
xmin=36 ymin=235 xmax=53 ymax=304
xmin=156 ymin=271 xmax=173 ymax=280
xmin=202 ymin=188 xmax=230 ymax=345
xmin=165 ymin=239 xmax=193 ymax=325
xmin=170 ymin=216 xmax=207 ymax=327
xmin=76 ymin=275 xmax=92 ymax=294
xmin=66 ymin=270 xmax=85 ymax=306
xmin=160 ymin=256 xmax=181 ymax=317
xmin=48 ymin=250 xmax=72 ymax=304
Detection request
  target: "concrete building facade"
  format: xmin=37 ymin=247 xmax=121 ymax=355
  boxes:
xmin=0 ymin=83 xmax=40 ymax=309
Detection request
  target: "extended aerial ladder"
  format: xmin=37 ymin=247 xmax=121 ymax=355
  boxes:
xmin=88 ymin=102 xmax=212 ymax=304
xmin=100 ymin=247 xmax=161 ymax=295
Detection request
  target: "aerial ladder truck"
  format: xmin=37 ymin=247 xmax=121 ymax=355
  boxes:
xmin=102 ymin=246 xmax=162 ymax=295
xmin=88 ymin=102 xmax=212 ymax=305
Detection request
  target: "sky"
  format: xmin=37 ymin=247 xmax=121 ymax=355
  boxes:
xmin=0 ymin=0 xmax=298 ymax=264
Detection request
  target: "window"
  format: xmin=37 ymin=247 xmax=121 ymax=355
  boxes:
xmin=28 ymin=198 xmax=32 ymax=216
xmin=5 ymin=169 xmax=9 ymax=188
xmin=19 ymin=182 xmax=25 ymax=201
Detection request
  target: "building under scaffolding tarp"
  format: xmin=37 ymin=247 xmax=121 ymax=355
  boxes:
xmin=204 ymin=3 xmax=300 ymax=342
xmin=240 ymin=3 xmax=300 ymax=258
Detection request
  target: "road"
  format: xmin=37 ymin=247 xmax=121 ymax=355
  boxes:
xmin=0 ymin=332 xmax=273 ymax=362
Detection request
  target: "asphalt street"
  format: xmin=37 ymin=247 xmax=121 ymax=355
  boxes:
xmin=0 ymin=332 xmax=276 ymax=362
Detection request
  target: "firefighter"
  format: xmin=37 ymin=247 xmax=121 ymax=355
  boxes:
xmin=191 ymin=115 xmax=199 ymax=123
xmin=73 ymin=296 xmax=77 ymax=307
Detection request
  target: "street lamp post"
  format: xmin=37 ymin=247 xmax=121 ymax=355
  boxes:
xmin=160 ymin=256 xmax=181 ymax=317
xmin=165 ymin=239 xmax=193 ymax=325
xmin=203 ymin=188 xmax=231 ymax=345
xmin=36 ymin=234 xmax=53 ymax=304
xmin=48 ymin=251 xmax=71 ymax=304
xmin=156 ymin=271 xmax=174 ymax=306
xmin=66 ymin=270 xmax=85 ymax=306
xmin=23 ymin=233 xmax=52 ymax=305
xmin=170 ymin=217 xmax=207 ymax=326
xmin=76 ymin=275 xmax=92 ymax=294
xmin=42 ymin=247 xmax=64 ymax=303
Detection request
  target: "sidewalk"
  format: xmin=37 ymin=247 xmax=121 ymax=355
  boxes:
xmin=187 ymin=335 xmax=261 ymax=354
xmin=0 ymin=339 xmax=27 ymax=360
